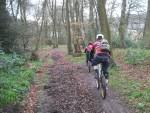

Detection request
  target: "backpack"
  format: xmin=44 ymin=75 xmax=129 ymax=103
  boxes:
xmin=100 ymin=39 xmax=110 ymax=50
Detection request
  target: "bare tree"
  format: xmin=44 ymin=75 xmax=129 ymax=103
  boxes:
xmin=93 ymin=0 xmax=100 ymax=37
xmin=47 ymin=0 xmax=58 ymax=48
xmin=88 ymin=0 xmax=95 ymax=42
xmin=35 ymin=0 xmax=46 ymax=50
xmin=118 ymin=0 xmax=126 ymax=48
xmin=97 ymin=0 xmax=111 ymax=44
xmin=107 ymin=0 xmax=118 ymax=23
xmin=143 ymin=0 xmax=150 ymax=48
xmin=9 ymin=0 xmax=20 ymax=21
xmin=66 ymin=0 xmax=73 ymax=54
xmin=0 ymin=0 xmax=12 ymax=52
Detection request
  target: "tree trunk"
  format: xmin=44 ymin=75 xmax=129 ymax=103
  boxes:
xmin=96 ymin=0 xmax=114 ymax=59
xmin=124 ymin=7 xmax=131 ymax=39
xmin=75 ymin=0 xmax=79 ymax=22
xmin=143 ymin=0 xmax=150 ymax=48
xmin=73 ymin=0 xmax=82 ymax=53
xmin=81 ymin=0 xmax=86 ymax=37
xmin=52 ymin=0 xmax=58 ymax=48
xmin=97 ymin=0 xmax=111 ymax=44
xmin=35 ymin=0 xmax=46 ymax=51
xmin=44 ymin=20 xmax=48 ymax=39
xmin=88 ymin=0 xmax=95 ymax=42
xmin=66 ymin=0 xmax=73 ymax=54
xmin=94 ymin=0 xmax=100 ymax=38
xmin=70 ymin=0 xmax=75 ymax=23
xmin=118 ymin=0 xmax=126 ymax=48
xmin=0 ymin=0 xmax=11 ymax=52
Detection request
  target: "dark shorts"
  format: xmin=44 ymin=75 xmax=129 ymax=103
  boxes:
xmin=92 ymin=55 xmax=109 ymax=66
xmin=92 ymin=54 xmax=110 ymax=79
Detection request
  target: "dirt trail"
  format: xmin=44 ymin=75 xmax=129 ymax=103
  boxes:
xmin=81 ymin=68 xmax=131 ymax=113
xmin=0 ymin=49 xmax=132 ymax=113
xmin=34 ymin=49 xmax=131 ymax=113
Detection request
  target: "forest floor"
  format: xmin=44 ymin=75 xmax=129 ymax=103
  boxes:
xmin=115 ymin=53 xmax=150 ymax=87
xmin=20 ymin=48 xmax=132 ymax=113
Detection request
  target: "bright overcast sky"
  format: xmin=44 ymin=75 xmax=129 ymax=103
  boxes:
xmin=30 ymin=0 xmax=63 ymax=5
xmin=28 ymin=0 xmax=148 ymax=21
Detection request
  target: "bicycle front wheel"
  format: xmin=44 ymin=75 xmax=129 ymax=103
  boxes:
xmin=96 ymin=77 xmax=100 ymax=89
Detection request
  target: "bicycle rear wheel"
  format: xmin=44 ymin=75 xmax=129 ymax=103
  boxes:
xmin=96 ymin=78 xmax=100 ymax=89
xmin=95 ymin=69 xmax=100 ymax=89
xmin=88 ymin=61 xmax=91 ymax=72
xmin=100 ymin=75 xmax=107 ymax=99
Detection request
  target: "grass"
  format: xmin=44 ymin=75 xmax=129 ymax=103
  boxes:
xmin=58 ymin=45 xmax=86 ymax=64
xmin=66 ymin=54 xmax=85 ymax=64
xmin=110 ymin=67 xmax=150 ymax=113
xmin=0 ymin=52 xmax=42 ymax=108
xmin=112 ymin=48 xmax=150 ymax=113
xmin=34 ymin=56 xmax=53 ymax=87
xmin=113 ymin=48 xmax=150 ymax=65
xmin=125 ymin=48 xmax=150 ymax=65
xmin=58 ymin=45 xmax=68 ymax=53
xmin=113 ymin=49 xmax=127 ymax=59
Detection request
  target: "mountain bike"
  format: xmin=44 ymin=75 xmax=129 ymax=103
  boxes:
xmin=94 ymin=64 xmax=107 ymax=99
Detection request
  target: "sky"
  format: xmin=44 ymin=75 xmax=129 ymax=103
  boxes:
xmin=28 ymin=0 xmax=63 ymax=20
xmin=30 ymin=0 xmax=63 ymax=5
xmin=28 ymin=0 xmax=148 ymax=21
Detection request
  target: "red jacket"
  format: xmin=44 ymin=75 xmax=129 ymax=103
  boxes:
xmin=93 ymin=41 xmax=110 ymax=56
xmin=85 ymin=44 xmax=94 ymax=53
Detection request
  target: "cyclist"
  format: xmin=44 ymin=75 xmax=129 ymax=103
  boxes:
xmin=91 ymin=34 xmax=111 ymax=86
xmin=84 ymin=42 xmax=94 ymax=65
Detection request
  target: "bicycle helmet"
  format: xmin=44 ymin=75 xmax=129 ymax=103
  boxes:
xmin=96 ymin=34 xmax=104 ymax=40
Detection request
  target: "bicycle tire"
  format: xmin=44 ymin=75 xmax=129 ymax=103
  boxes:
xmin=88 ymin=61 xmax=91 ymax=72
xmin=100 ymin=75 xmax=107 ymax=99
xmin=95 ymin=69 xmax=100 ymax=89
xmin=96 ymin=78 xmax=100 ymax=89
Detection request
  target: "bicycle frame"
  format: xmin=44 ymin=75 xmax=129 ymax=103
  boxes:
xmin=94 ymin=64 xmax=102 ymax=77
xmin=94 ymin=63 xmax=107 ymax=99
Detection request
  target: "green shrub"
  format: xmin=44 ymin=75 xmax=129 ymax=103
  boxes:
xmin=0 ymin=52 xmax=25 ymax=71
xmin=0 ymin=53 xmax=41 ymax=108
xmin=125 ymin=38 xmax=137 ymax=48
xmin=0 ymin=68 xmax=34 ymax=107
xmin=112 ymin=35 xmax=137 ymax=48
xmin=110 ymin=67 xmax=150 ymax=113
xmin=125 ymin=48 xmax=150 ymax=65
xmin=112 ymin=35 xmax=121 ymax=48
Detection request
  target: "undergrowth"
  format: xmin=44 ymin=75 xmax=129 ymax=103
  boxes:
xmin=125 ymin=48 xmax=150 ymax=65
xmin=66 ymin=54 xmax=85 ymax=64
xmin=110 ymin=67 xmax=150 ymax=113
xmin=0 ymin=52 xmax=41 ymax=108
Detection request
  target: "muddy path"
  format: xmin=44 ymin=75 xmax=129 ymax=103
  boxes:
xmin=34 ymin=49 xmax=131 ymax=113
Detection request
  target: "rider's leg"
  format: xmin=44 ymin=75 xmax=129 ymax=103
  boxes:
xmin=102 ymin=57 xmax=110 ymax=86
xmin=92 ymin=55 xmax=103 ymax=79
xmin=102 ymin=62 xmax=109 ymax=90
xmin=90 ymin=50 xmax=94 ymax=61
xmin=92 ymin=55 xmax=102 ymax=66
xmin=86 ymin=51 xmax=89 ymax=65
xmin=92 ymin=55 xmax=99 ymax=78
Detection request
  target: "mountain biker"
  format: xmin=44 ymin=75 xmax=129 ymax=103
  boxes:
xmin=84 ymin=42 xmax=94 ymax=65
xmin=91 ymin=34 xmax=111 ymax=86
